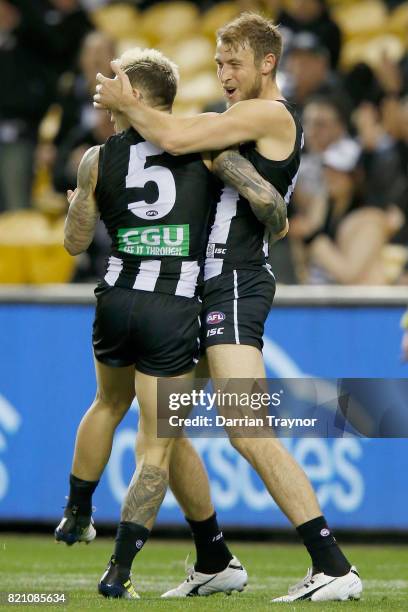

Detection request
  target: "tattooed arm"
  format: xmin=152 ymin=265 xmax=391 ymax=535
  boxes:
xmin=212 ymin=149 xmax=288 ymax=240
xmin=64 ymin=145 xmax=100 ymax=255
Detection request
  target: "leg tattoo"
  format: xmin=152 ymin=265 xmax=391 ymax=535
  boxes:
xmin=121 ymin=464 xmax=168 ymax=526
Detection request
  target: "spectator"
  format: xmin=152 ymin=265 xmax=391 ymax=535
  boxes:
xmin=12 ymin=0 xmax=93 ymax=75
xmin=277 ymin=0 xmax=342 ymax=69
xmin=291 ymin=96 xmax=350 ymax=237
xmin=53 ymin=109 xmax=113 ymax=193
xmin=306 ymin=139 xmax=402 ymax=284
xmin=0 ymin=0 xmax=92 ymax=211
xmin=354 ymin=101 xmax=408 ymax=215
xmin=55 ymin=31 xmax=115 ymax=146
xmin=282 ymin=32 xmax=351 ymax=115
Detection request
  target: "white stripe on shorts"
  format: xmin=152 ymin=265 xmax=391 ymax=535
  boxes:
xmin=133 ymin=260 xmax=161 ymax=292
xmin=104 ymin=256 xmax=123 ymax=286
xmin=233 ymin=269 xmax=240 ymax=344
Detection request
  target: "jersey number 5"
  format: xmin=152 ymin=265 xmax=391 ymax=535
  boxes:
xmin=126 ymin=141 xmax=176 ymax=220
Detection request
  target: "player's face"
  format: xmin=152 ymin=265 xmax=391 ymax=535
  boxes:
xmin=215 ymin=41 xmax=262 ymax=107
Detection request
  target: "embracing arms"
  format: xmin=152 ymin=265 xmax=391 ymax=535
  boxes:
xmin=64 ymin=129 xmax=288 ymax=255
xmin=212 ymin=149 xmax=288 ymax=237
xmin=93 ymin=62 xmax=293 ymax=155
xmin=64 ymin=145 xmax=100 ymax=255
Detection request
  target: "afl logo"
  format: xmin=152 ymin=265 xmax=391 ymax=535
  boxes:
xmin=146 ymin=210 xmax=158 ymax=217
xmin=206 ymin=311 xmax=226 ymax=325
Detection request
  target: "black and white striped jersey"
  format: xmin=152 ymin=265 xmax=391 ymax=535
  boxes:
xmin=95 ymin=128 xmax=214 ymax=298
xmin=204 ymin=100 xmax=304 ymax=281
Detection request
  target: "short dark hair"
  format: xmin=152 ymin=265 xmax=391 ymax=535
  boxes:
xmin=119 ymin=48 xmax=179 ymax=109
xmin=217 ymin=12 xmax=282 ymax=78
xmin=306 ymin=95 xmax=349 ymax=129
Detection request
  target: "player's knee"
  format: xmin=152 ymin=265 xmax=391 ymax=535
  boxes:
xmin=137 ymin=432 xmax=174 ymax=463
xmin=93 ymin=390 xmax=132 ymax=418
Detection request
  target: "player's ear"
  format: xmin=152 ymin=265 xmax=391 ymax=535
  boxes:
xmin=130 ymin=88 xmax=144 ymax=102
xmin=261 ymin=53 xmax=276 ymax=76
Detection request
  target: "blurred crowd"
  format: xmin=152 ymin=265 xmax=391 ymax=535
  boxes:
xmin=0 ymin=0 xmax=407 ymax=284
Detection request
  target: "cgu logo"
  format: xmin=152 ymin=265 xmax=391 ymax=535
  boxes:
xmin=123 ymin=226 xmax=184 ymax=247
xmin=206 ymin=311 xmax=226 ymax=325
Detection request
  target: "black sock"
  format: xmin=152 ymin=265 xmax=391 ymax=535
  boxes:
xmin=114 ymin=521 xmax=150 ymax=571
xmin=297 ymin=516 xmax=351 ymax=577
xmin=186 ymin=513 xmax=233 ymax=574
xmin=67 ymin=473 xmax=99 ymax=517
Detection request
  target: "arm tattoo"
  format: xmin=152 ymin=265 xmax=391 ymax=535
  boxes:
xmin=213 ymin=150 xmax=287 ymax=236
xmin=121 ymin=464 xmax=168 ymax=528
xmin=64 ymin=145 xmax=100 ymax=255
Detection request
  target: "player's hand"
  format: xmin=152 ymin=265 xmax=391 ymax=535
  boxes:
xmin=93 ymin=61 xmax=136 ymax=112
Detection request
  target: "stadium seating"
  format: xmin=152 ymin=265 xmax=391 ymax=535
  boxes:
xmin=91 ymin=3 xmax=141 ymax=42
xmin=333 ymin=0 xmax=387 ymax=39
xmin=176 ymin=70 xmax=222 ymax=106
xmin=141 ymin=1 xmax=199 ymax=45
xmin=388 ymin=1 xmax=408 ymax=36
xmin=160 ymin=36 xmax=215 ymax=77
xmin=341 ymin=34 xmax=405 ymax=70
xmin=0 ymin=212 xmax=74 ymax=284
xmin=201 ymin=2 xmax=240 ymax=40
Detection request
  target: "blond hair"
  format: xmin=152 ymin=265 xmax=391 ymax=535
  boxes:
xmin=217 ymin=13 xmax=282 ymax=78
xmin=119 ymin=48 xmax=179 ymax=109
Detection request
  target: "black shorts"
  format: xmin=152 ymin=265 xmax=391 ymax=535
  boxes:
xmin=201 ymin=267 xmax=276 ymax=351
xmin=92 ymin=283 xmax=201 ymax=377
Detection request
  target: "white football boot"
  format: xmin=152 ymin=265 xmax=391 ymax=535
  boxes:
xmin=161 ymin=555 xmax=248 ymax=597
xmin=272 ymin=566 xmax=362 ymax=602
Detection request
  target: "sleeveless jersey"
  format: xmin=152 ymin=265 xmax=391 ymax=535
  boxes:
xmin=204 ymin=100 xmax=304 ymax=280
xmin=95 ymin=128 xmax=214 ymax=297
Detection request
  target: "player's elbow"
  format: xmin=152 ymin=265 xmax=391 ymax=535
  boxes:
xmin=160 ymin=134 xmax=187 ymax=156
xmin=268 ymin=219 xmax=289 ymax=244
xmin=64 ymin=237 xmax=82 ymax=256
xmin=272 ymin=218 xmax=289 ymax=239
xmin=161 ymin=141 xmax=183 ymax=156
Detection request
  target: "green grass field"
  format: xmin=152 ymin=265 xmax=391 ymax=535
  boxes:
xmin=0 ymin=536 xmax=407 ymax=611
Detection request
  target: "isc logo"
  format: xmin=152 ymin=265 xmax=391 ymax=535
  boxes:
xmin=206 ymin=311 xmax=226 ymax=325
xmin=207 ymin=327 xmax=224 ymax=337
